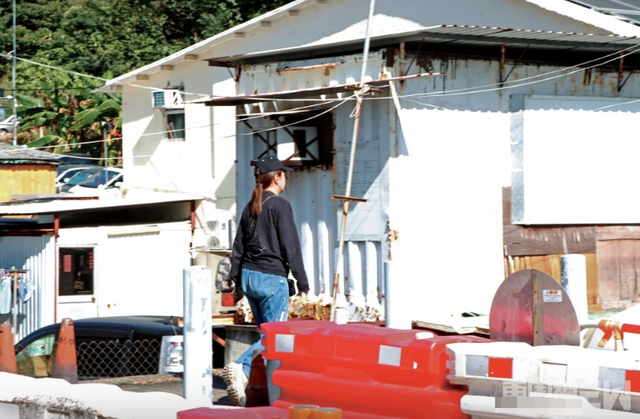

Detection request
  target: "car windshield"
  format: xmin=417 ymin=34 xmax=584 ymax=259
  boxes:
xmin=78 ymin=169 xmax=121 ymax=189
xmin=66 ymin=169 xmax=100 ymax=186
xmin=16 ymin=334 xmax=56 ymax=378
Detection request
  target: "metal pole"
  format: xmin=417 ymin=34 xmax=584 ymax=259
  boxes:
xmin=330 ymin=95 xmax=363 ymax=323
xmin=183 ymin=266 xmax=213 ymax=403
xmin=102 ymin=122 xmax=110 ymax=167
xmin=12 ymin=0 xmax=17 ymax=146
xmin=330 ymin=0 xmax=376 ymax=322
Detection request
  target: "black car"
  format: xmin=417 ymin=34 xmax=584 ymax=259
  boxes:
xmin=15 ymin=316 xmax=188 ymax=380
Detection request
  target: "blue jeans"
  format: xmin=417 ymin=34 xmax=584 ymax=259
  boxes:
xmin=236 ymin=267 xmax=289 ymax=379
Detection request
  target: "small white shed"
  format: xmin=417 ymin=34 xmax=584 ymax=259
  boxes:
xmin=0 ymin=194 xmax=198 ymax=340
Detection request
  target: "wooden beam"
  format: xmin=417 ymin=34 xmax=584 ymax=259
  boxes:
xmin=160 ymin=65 xmax=174 ymax=71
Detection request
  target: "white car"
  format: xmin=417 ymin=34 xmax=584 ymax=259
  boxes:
xmin=0 ymin=115 xmax=18 ymax=135
xmin=55 ymin=166 xmax=98 ymax=191
xmin=68 ymin=167 xmax=124 ymax=196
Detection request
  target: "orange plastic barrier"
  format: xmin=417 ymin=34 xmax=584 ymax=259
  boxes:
xmin=52 ymin=318 xmax=78 ymax=383
xmin=0 ymin=322 xmax=17 ymax=374
xmin=261 ymin=321 xmax=490 ymax=419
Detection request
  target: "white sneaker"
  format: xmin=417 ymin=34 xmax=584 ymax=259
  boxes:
xmin=222 ymin=362 xmax=248 ymax=407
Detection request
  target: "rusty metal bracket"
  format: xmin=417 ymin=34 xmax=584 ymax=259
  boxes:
xmin=331 ymin=195 xmax=367 ymax=202
xmin=617 ymin=52 xmax=639 ymax=92
xmin=499 ymin=44 xmax=528 ymax=88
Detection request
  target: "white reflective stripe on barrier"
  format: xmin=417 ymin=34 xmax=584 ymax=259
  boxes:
xmin=447 ymin=342 xmax=640 ymax=390
xmin=275 ymin=333 xmax=295 ymax=353
xmin=461 ymin=393 xmax=640 ymax=419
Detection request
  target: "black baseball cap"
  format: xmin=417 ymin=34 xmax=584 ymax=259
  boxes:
xmin=255 ymin=156 xmax=293 ymax=177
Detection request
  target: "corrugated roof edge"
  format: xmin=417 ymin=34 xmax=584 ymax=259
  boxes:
xmin=524 ymin=0 xmax=640 ymax=37
xmin=96 ymin=0 xmax=640 ymax=94
xmin=94 ymin=0 xmax=313 ymax=93
xmin=0 ymin=143 xmax=62 ymax=164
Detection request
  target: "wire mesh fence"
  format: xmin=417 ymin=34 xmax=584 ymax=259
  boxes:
xmin=53 ymin=338 xmax=163 ymax=380
xmin=17 ymin=337 xmax=164 ymax=379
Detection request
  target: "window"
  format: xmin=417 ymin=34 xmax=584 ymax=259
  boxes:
xmin=59 ymin=248 xmax=94 ymax=296
xmin=165 ymin=110 xmax=185 ymax=140
xmin=16 ymin=334 xmax=55 ymax=377
xmin=251 ymin=112 xmax=333 ymax=168
xmin=253 ymin=131 xmax=277 ymax=160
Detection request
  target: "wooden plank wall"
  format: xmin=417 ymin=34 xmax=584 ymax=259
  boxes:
xmin=503 ymin=188 xmax=605 ymax=311
xmin=0 ymin=165 xmax=56 ymax=202
xmin=503 ymin=188 xmax=640 ymax=311
xmin=596 ymin=227 xmax=640 ymax=310
xmin=504 ymin=253 xmax=601 ymax=311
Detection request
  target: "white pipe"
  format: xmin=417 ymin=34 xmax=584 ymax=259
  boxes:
xmin=359 ymin=0 xmax=377 ymax=84
xmin=561 ymin=254 xmax=589 ymax=324
xmin=183 ymin=266 xmax=212 ymax=403
xmin=384 ymin=260 xmax=411 ymax=330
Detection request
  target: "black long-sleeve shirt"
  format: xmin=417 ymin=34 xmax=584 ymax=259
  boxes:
xmin=230 ymin=191 xmax=310 ymax=293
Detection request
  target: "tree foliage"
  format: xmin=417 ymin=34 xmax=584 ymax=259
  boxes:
xmin=0 ymin=0 xmax=289 ymax=158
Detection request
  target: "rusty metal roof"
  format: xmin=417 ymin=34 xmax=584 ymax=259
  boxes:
xmin=0 ymin=193 xmax=201 ymax=215
xmin=205 ymin=24 xmax=640 ymax=69
xmin=194 ymin=72 xmax=441 ymax=106
xmin=0 ymin=143 xmax=61 ymax=165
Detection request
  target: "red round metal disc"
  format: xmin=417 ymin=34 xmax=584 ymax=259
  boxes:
xmin=489 ymin=269 xmax=580 ymax=346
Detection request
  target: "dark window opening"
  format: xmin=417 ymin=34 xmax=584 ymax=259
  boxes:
xmin=166 ymin=111 xmax=185 ymax=140
xmin=59 ymin=248 xmax=94 ymax=296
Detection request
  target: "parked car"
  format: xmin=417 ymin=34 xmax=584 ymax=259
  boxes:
xmin=55 ymin=166 xmax=97 ymax=192
xmin=68 ymin=166 xmax=124 ymax=196
xmin=15 ymin=316 xmax=184 ymax=380
xmin=0 ymin=115 xmax=18 ymax=135
xmin=57 ymin=166 xmax=103 ymax=193
xmin=14 ymin=315 xmax=226 ymax=380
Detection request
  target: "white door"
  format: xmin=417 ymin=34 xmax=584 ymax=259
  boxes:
xmin=57 ymin=247 xmax=98 ymax=321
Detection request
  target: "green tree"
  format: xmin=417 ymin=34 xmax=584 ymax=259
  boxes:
xmin=0 ymin=0 xmax=290 ymax=153
xmin=18 ymin=76 xmax=121 ymax=162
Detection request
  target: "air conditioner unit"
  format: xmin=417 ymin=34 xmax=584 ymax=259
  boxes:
xmin=204 ymin=219 xmax=234 ymax=250
xmin=151 ymin=90 xmax=184 ymax=109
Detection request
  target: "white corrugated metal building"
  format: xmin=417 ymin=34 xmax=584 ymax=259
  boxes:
xmin=98 ymin=0 xmax=640 ymax=323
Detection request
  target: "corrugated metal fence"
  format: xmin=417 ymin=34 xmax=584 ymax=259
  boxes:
xmin=0 ymin=235 xmax=56 ymax=341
